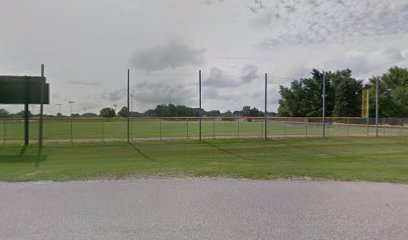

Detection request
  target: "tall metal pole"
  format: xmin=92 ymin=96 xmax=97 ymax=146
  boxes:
xmin=39 ymin=64 xmax=44 ymax=146
xmin=69 ymin=101 xmax=74 ymax=143
xmin=127 ymin=69 xmax=130 ymax=143
xmin=322 ymin=71 xmax=326 ymax=138
xmin=199 ymin=70 xmax=202 ymax=141
xmin=375 ymin=77 xmax=379 ymax=137
xmin=264 ymin=73 xmax=268 ymax=139
xmin=24 ymin=77 xmax=30 ymax=146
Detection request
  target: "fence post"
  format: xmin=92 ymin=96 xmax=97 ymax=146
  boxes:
xmin=264 ymin=73 xmax=268 ymax=139
xmin=322 ymin=71 xmax=326 ymax=139
xmin=213 ymin=118 xmax=215 ymax=140
xmin=101 ymin=119 xmax=104 ymax=143
xmin=284 ymin=118 xmax=287 ymax=137
xmin=305 ymin=118 xmax=308 ymax=137
xmin=159 ymin=118 xmax=162 ymax=141
xmin=2 ymin=119 xmax=6 ymax=144
xmin=186 ymin=118 xmax=189 ymax=140
xmin=366 ymin=117 xmax=369 ymax=136
xmin=70 ymin=118 xmax=73 ymax=144
xmin=237 ymin=117 xmax=240 ymax=139
xmin=199 ymin=70 xmax=202 ymax=141
xmin=347 ymin=118 xmax=350 ymax=137
xmin=400 ymin=118 xmax=403 ymax=137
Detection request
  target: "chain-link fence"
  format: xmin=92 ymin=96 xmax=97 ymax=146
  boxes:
xmin=1 ymin=117 xmax=407 ymax=144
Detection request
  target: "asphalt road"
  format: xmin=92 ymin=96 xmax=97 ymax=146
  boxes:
xmin=1 ymin=178 xmax=408 ymax=240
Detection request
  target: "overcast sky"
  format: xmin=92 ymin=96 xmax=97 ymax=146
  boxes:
xmin=1 ymin=0 xmax=408 ymax=115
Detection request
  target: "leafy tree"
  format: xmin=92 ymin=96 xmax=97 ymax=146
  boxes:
xmin=278 ymin=69 xmax=361 ymax=117
xmin=100 ymin=107 xmax=116 ymax=118
xmin=242 ymin=106 xmax=263 ymax=117
xmin=367 ymin=67 xmax=408 ymax=118
xmin=332 ymin=70 xmax=363 ymax=117
xmin=168 ymin=103 xmax=177 ymax=117
xmin=118 ymin=106 xmax=129 ymax=117
xmin=242 ymin=106 xmax=251 ymax=116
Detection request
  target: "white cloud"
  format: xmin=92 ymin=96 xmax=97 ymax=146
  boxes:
xmin=131 ymin=42 xmax=205 ymax=72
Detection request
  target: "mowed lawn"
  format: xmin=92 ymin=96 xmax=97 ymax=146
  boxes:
xmin=0 ymin=137 xmax=407 ymax=182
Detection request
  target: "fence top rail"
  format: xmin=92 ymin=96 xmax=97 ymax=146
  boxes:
xmin=0 ymin=116 xmax=405 ymax=121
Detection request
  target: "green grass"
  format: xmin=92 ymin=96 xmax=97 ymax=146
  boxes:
xmin=1 ymin=137 xmax=408 ymax=183
xmin=1 ymin=119 xmax=407 ymax=142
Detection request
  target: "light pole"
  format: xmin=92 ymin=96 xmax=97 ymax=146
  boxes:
xmin=113 ymin=104 xmax=117 ymax=113
xmin=322 ymin=71 xmax=326 ymax=138
xmin=69 ymin=101 xmax=74 ymax=143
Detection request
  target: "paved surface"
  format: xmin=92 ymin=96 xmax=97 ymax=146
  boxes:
xmin=1 ymin=178 xmax=408 ymax=240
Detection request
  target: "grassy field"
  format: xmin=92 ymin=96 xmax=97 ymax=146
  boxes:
xmin=0 ymin=137 xmax=407 ymax=183
xmin=1 ymin=118 xmax=407 ymax=142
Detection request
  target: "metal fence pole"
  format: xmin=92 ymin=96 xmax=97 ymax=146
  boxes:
xmin=131 ymin=118 xmax=134 ymax=142
xmin=101 ymin=119 xmax=104 ymax=143
xmin=237 ymin=117 xmax=240 ymax=139
xmin=375 ymin=77 xmax=379 ymax=137
xmin=213 ymin=118 xmax=215 ymax=140
xmin=264 ymin=73 xmax=268 ymax=139
xmin=127 ymin=69 xmax=130 ymax=143
xmin=2 ymin=119 xmax=6 ymax=144
xmin=39 ymin=64 xmax=45 ymax=146
xmin=284 ymin=119 xmax=287 ymax=137
xmin=322 ymin=71 xmax=326 ymax=138
xmin=70 ymin=118 xmax=73 ymax=144
xmin=400 ymin=118 xmax=404 ymax=137
xmin=305 ymin=118 xmax=308 ymax=137
xmin=199 ymin=70 xmax=202 ymax=141
xmin=347 ymin=118 xmax=350 ymax=137
xmin=159 ymin=118 xmax=162 ymax=141
xmin=186 ymin=118 xmax=189 ymax=140
xmin=366 ymin=117 xmax=369 ymax=136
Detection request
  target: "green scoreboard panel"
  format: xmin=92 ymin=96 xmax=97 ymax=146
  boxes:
xmin=0 ymin=76 xmax=49 ymax=104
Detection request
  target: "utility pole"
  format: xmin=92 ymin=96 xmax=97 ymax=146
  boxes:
xmin=39 ymin=64 xmax=45 ymax=146
xmin=127 ymin=69 xmax=130 ymax=143
xmin=69 ymin=101 xmax=74 ymax=143
xmin=375 ymin=77 xmax=379 ymax=137
xmin=264 ymin=73 xmax=268 ymax=139
xmin=199 ymin=70 xmax=202 ymax=141
xmin=322 ymin=71 xmax=326 ymax=138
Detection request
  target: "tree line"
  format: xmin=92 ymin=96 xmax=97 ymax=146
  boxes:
xmin=278 ymin=67 xmax=408 ymax=118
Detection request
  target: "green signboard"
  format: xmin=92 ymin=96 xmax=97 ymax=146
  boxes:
xmin=0 ymin=76 xmax=49 ymax=104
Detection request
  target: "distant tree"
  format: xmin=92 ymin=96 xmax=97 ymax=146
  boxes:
xmin=242 ymin=106 xmax=263 ymax=117
xmin=81 ymin=112 xmax=98 ymax=117
xmin=0 ymin=109 xmax=9 ymax=118
xmin=100 ymin=107 xmax=116 ymax=118
xmin=14 ymin=110 xmax=33 ymax=118
xmin=205 ymin=110 xmax=221 ymax=117
xmin=367 ymin=66 xmax=408 ymax=118
xmin=71 ymin=113 xmax=80 ymax=118
xmin=242 ymin=106 xmax=251 ymax=116
xmin=118 ymin=106 xmax=129 ymax=117
xmin=168 ymin=103 xmax=177 ymax=117
xmin=222 ymin=110 xmax=233 ymax=116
